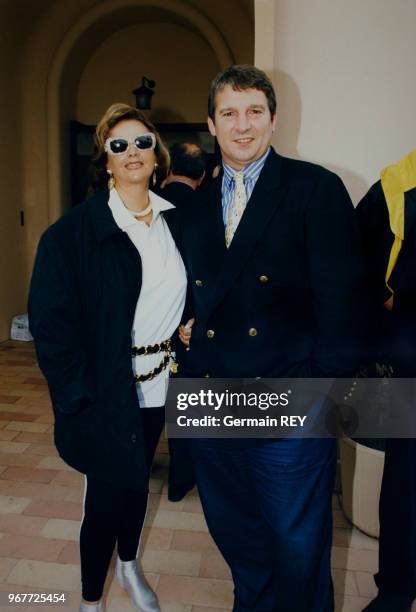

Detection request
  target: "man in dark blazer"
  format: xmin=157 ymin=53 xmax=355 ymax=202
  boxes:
xmin=357 ymin=151 xmax=416 ymax=612
xmin=160 ymin=142 xmax=206 ymax=209
xmin=178 ymin=65 xmax=366 ymax=612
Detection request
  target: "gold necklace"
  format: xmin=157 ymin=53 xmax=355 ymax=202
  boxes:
xmin=125 ymin=203 xmax=152 ymax=217
xmin=123 ymin=198 xmax=152 ymax=217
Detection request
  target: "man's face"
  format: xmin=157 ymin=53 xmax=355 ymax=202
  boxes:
xmin=208 ymin=85 xmax=276 ymax=170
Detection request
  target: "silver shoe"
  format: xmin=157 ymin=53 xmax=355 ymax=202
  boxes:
xmin=116 ymin=557 xmax=160 ymax=612
xmin=79 ymin=601 xmax=105 ymax=612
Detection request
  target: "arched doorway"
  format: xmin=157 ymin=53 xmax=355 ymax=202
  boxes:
xmin=46 ymin=0 xmax=235 ymax=219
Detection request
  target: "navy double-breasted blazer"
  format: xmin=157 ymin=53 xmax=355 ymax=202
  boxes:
xmin=28 ymin=189 xmax=188 ymax=493
xmin=177 ymin=149 xmax=366 ymax=379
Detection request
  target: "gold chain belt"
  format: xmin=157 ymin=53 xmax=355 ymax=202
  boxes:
xmin=132 ymin=338 xmax=178 ymax=384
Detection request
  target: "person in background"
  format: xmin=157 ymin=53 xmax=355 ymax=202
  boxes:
xmin=160 ymin=142 xmax=206 ymax=208
xmin=178 ymin=64 xmax=366 ymax=612
xmin=357 ymin=150 xmax=416 ymax=612
xmin=28 ymin=103 xmax=187 ymax=612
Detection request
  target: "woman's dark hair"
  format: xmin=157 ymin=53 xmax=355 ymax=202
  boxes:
xmin=208 ymin=65 xmax=277 ymax=121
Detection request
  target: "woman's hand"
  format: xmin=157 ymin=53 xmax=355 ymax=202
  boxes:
xmin=179 ymin=318 xmax=195 ymax=351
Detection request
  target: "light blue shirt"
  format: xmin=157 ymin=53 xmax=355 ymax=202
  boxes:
xmin=221 ymin=147 xmax=271 ymax=227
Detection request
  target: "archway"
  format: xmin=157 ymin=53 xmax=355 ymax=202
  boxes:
xmin=46 ymin=0 xmax=234 ymax=220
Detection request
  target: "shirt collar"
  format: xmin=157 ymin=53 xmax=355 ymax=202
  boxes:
xmin=108 ymin=188 xmax=175 ymax=230
xmin=167 ymin=178 xmax=195 ymax=189
xmin=222 ymin=146 xmax=271 ymax=188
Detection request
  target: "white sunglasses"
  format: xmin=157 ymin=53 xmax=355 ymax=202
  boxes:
xmin=104 ymin=132 xmax=156 ymax=155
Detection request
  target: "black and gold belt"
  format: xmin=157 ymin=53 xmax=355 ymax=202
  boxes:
xmin=132 ymin=338 xmax=177 ymax=383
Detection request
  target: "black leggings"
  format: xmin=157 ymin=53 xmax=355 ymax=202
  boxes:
xmin=80 ymin=407 xmax=164 ymax=602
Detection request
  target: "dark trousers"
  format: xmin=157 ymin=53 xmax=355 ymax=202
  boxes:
xmin=80 ymin=407 xmax=164 ymax=602
xmin=190 ymin=437 xmax=336 ymax=612
xmin=375 ymin=438 xmax=416 ymax=596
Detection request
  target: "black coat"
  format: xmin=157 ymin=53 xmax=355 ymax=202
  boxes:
xmin=159 ymin=181 xmax=197 ymax=210
xmin=356 ymin=181 xmax=416 ymax=375
xmin=28 ymin=189 xmax=189 ymax=493
xmin=177 ymin=149 xmax=367 ymax=379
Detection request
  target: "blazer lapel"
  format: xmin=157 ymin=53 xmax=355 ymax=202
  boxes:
xmin=191 ymin=176 xmax=227 ymax=268
xmin=163 ymin=208 xmax=179 ymax=245
xmin=205 ymin=150 xmax=286 ymax=318
xmin=203 ymin=176 xmax=227 ymax=259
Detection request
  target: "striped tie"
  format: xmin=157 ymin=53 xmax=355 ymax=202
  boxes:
xmin=225 ymin=171 xmax=247 ymax=247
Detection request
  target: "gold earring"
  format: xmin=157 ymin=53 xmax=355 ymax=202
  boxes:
xmin=107 ymin=170 xmax=115 ymax=190
xmin=152 ymin=163 xmax=158 ymax=187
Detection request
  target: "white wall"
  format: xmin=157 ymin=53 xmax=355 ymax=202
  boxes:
xmin=264 ymin=0 xmax=416 ymax=203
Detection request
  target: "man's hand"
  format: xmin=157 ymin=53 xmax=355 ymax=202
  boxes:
xmin=179 ymin=318 xmax=195 ymax=350
xmin=384 ymin=294 xmax=394 ymax=311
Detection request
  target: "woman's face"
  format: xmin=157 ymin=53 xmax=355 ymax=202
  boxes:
xmin=106 ymin=119 xmax=156 ymax=189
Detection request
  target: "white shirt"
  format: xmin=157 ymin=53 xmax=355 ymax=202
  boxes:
xmin=108 ymin=188 xmax=187 ymax=408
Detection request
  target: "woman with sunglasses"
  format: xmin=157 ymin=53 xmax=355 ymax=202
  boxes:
xmin=28 ymin=103 xmax=188 ymax=611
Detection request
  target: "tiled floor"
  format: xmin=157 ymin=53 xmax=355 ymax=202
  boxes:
xmin=0 ymin=341 xmax=409 ymax=611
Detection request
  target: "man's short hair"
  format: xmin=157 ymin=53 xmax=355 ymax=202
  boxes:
xmin=169 ymin=142 xmax=206 ymax=180
xmin=208 ymin=64 xmax=277 ymax=120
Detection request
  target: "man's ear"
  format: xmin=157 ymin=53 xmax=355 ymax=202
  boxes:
xmin=207 ymin=116 xmax=216 ymax=137
xmin=271 ymin=114 xmax=277 ymax=133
